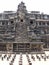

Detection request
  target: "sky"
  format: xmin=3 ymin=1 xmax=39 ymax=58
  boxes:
xmin=0 ymin=0 xmax=49 ymax=14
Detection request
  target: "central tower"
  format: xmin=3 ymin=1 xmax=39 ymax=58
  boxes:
xmin=15 ymin=2 xmax=29 ymax=42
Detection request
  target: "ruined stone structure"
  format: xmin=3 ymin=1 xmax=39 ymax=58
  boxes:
xmin=0 ymin=2 xmax=49 ymax=53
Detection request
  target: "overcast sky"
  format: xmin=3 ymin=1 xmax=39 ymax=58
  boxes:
xmin=0 ymin=0 xmax=49 ymax=14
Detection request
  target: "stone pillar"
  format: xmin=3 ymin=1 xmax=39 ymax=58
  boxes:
xmin=30 ymin=43 xmax=32 ymax=52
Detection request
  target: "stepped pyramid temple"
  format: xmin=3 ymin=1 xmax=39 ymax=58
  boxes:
xmin=0 ymin=2 xmax=49 ymax=53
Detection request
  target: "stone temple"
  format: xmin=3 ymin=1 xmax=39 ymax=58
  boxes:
xmin=0 ymin=2 xmax=49 ymax=53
